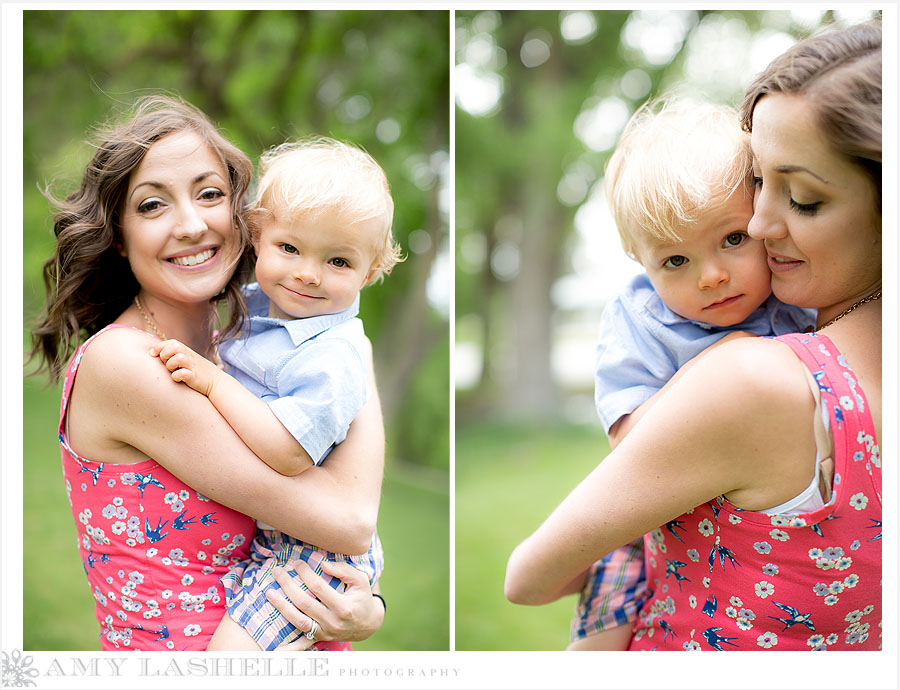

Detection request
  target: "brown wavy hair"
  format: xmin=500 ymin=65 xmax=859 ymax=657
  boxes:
xmin=30 ymin=94 xmax=255 ymax=382
xmin=739 ymin=19 xmax=882 ymax=207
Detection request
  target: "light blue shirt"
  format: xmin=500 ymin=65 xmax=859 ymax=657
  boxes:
xmin=218 ymin=283 xmax=368 ymax=464
xmin=594 ymin=272 xmax=817 ymax=433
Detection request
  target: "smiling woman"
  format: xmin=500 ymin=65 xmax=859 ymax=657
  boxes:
xmin=29 ymin=95 xmax=387 ymax=651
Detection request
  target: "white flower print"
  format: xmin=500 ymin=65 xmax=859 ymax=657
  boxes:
xmin=844 ymin=574 xmax=859 ymax=588
xmin=179 ymin=489 xmax=190 ymax=501
xmin=827 ymin=580 xmax=845 ymax=595
xmin=807 ymin=634 xmax=826 ymax=650
xmin=762 ymin=563 xmax=779 ymax=576
xmin=197 ymin=551 xmax=207 ymax=560
xmin=725 ymin=606 xmax=738 ymax=618
xmin=702 ymin=577 xmax=710 ymax=589
xmin=689 ymin=595 xmax=697 ymax=609
xmin=839 ymin=395 xmax=854 ymax=410
xmin=102 ymin=505 xmax=116 ymax=519
xmin=835 ymin=557 xmax=852 ymax=571
xmin=161 ymin=589 xmax=172 ymax=599
xmin=697 ymin=519 xmax=714 ymax=537
xmin=686 ymin=549 xmax=700 ymax=562
xmin=769 ymin=515 xmax=790 ymax=527
xmin=78 ymin=509 xmax=92 ymax=524
xmin=862 ymin=605 xmax=874 ymax=615
xmin=164 ymin=492 xmax=178 ymax=505
xmin=146 ymin=548 xmax=158 ymax=558
xmin=728 ymin=514 xmax=741 ymax=525
xmin=754 ymin=581 xmax=775 ymax=599
xmin=824 ymin=595 xmax=839 ymax=606
xmin=729 ymin=596 xmax=743 ymax=607
xmin=813 ymin=583 xmax=829 ymax=596
xmin=754 ymin=542 xmax=772 ymax=555
xmin=683 ymin=640 xmax=701 ymax=651
xmin=737 ymin=618 xmax=753 ymax=631
xmin=769 ymin=529 xmax=789 ymax=542
xmin=757 ymin=632 xmax=778 ymax=649
xmin=184 ymin=624 xmax=201 ymax=637
xmin=845 ymin=609 xmax=863 ymax=623
xmin=181 ymin=574 xmax=194 ymax=586
xmin=849 ymin=493 xmax=868 ymax=510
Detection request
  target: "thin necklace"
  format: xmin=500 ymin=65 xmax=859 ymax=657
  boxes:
xmin=817 ymin=290 xmax=881 ymax=331
xmin=134 ymin=295 xmax=167 ymax=340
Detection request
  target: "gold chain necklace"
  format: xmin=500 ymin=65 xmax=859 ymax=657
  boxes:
xmin=817 ymin=291 xmax=881 ymax=331
xmin=133 ymin=295 xmax=167 ymax=340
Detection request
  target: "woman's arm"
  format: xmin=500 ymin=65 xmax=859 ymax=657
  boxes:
xmin=505 ymin=337 xmax=817 ymax=605
xmin=70 ymin=327 xmax=382 ymax=554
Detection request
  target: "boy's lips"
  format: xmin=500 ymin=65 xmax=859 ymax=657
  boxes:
xmin=704 ymin=294 xmax=743 ymax=310
xmin=281 ymin=284 xmax=325 ymax=300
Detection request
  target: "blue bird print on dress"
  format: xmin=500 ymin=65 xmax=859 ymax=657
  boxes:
xmin=702 ymin=627 xmax=739 ymax=650
xmin=135 ymin=623 xmax=169 ymax=641
xmin=832 ymin=405 xmax=844 ymax=429
xmin=664 ymin=559 xmax=691 ymax=590
xmin=198 ymin=512 xmax=217 ymax=526
xmin=812 ymin=367 xmax=835 ymax=398
xmin=145 ymin=516 xmax=169 ymax=543
xmin=708 ymin=538 xmax=741 ymax=572
xmin=85 ymin=552 xmax=111 ymax=569
xmin=664 ymin=518 xmax=687 ymax=543
xmin=701 ymin=595 xmax=717 ymax=618
xmin=768 ymin=601 xmax=815 ymax=632
xmin=658 ymin=619 xmax=677 ymax=642
xmin=866 ymin=518 xmax=882 ymax=541
xmin=172 ymin=510 xmax=197 ymax=530
xmin=132 ymin=471 xmax=165 ymax=497
xmin=78 ymin=463 xmax=104 ymax=486
xmin=809 ymin=514 xmax=840 ymax=539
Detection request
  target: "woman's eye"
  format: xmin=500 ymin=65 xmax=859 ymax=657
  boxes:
xmin=137 ymin=199 xmax=162 ymax=214
xmin=789 ymin=198 xmax=822 ymax=216
xmin=724 ymin=232 xmax=746 ymax=248
xmin=199 ymin=188 xmax=225 ymax=201
xmin=663 ymin=255 xmax=687 ymax=269
xmin=331 ymin=258 xmax=349 ymax=268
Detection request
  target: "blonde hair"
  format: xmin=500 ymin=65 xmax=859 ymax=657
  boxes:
xmin=250 ymin=137 xmax=404 ymax=284
xmin=604 ymin=98 xmax=752 ymax=261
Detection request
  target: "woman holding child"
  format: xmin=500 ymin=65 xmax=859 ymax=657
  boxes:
xmin=506 ymin=19 xmax=882 ymax=651
xmin=32 ymin=96 xmax=387 ymax=651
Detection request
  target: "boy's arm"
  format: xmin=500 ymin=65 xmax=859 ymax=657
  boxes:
xmin=151 ymin=340 xmax=313 ymax=476
xmin=607 ymin=329 xmax=756 ymax=448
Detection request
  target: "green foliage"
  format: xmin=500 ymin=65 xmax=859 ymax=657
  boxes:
xmin=455 ymin=420 xmax=611 ymax=650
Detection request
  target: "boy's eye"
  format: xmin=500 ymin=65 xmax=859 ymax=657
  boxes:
xmin=137 ymin=199 xmax=163 ymax=214
xmin=280 ymin=243 xmax=299 ymax=254
xmin=330 ymin=257 xmax=349 ymax=268
xmin=723 ymin=232 xmax=746 ymax=248
xmin=663 ymin=255 xmax=687 ymax=269
xmin=751 ymin=175 xmax=763 ymax=188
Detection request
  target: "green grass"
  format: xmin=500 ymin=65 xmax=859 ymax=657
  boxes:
xmin=454 ymin=420 xmax=610 ymax=650
xmin=22 ymin=375 xmax=449 ymax=651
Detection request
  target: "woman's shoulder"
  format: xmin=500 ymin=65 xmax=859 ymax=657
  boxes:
xmin=680 ymin=335 xmax=815 ymax=418
xmin=73 ymin=326 xmax=168 ymax=395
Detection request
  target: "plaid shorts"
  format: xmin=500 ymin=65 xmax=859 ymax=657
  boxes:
xmin=570 ymin=538 xmax=648 ymax=641
xmin=223 ymin=528 xmax=384 ymax=651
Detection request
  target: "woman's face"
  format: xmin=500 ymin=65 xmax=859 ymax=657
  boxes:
xmin=119 ymin=131 xmax=241 ymax=306
xmin=747 ymin=93 xmax=881 ymax=323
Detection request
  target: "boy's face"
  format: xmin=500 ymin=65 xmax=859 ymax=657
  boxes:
xmin=636 ymin=187 xmax=772 ymax=327
xmin=253 ymin=207 xmax=380 ymax=320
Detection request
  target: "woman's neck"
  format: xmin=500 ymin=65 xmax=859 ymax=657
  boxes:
xmin=123 ymin=291 xmax=217 ymax=357
xmin=815 ymin=283 xmax=882 ymax=331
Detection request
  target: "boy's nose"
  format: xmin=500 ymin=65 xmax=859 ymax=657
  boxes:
xmin=699 ymin=264 xmax=729 ymax=289
xmin=294 ymin=262 xmax=320 ymax=285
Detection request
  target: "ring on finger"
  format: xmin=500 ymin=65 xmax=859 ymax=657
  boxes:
xmin=305 ymin=619 xmax=319 ymax=640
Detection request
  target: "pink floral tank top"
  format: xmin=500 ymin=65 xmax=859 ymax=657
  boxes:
xmin=60 ymin=325 xmax=256 ymax=650
xmin=630 ymin=332 xmax=881 ymax=650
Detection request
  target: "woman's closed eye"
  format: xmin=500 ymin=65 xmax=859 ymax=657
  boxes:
xmin=663 ymin=255 xmax=688 ymax=269
xmin=789 ymin=197 xmax=822 ymax=216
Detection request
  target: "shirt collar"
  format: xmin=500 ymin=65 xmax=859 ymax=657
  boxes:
xmin=243 ymin=283 xmax=360 ymax=345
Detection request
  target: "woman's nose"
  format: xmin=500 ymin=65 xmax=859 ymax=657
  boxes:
xmin=747 ymin=186 xmax=787 ymax=241
xmin=174 ymin=203 xmax=207 ymax=239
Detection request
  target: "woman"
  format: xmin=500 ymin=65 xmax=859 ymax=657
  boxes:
xmin=505 ymin=20 xmax=881 ymax=651
xmin=31 ymin=95 xmax=385 ymax=651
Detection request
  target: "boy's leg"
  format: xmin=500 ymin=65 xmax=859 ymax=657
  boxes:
xmin=567 ymin=539 xmax=646 ymax=651
xmin=207 ymin=613 xmax=264 ymax=651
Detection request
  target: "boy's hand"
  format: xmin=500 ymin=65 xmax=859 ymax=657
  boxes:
xmin=149 ymin=339 xmax=219 ymax=397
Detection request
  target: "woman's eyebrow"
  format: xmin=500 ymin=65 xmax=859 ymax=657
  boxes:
xmin=775 ymin=164 xmax=829 ymax=183
xmin=128 ymin=171 xmax=224 ymax=201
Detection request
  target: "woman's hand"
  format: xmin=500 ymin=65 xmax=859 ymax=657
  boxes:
xmin=266 ymin=560 xmax=385 ymax=650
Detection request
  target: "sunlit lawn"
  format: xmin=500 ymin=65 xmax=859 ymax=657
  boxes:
xmin=454 ymin=420 xmax=610 ymax=651
xmin=22 ymin=376 xmax=448 ymax=651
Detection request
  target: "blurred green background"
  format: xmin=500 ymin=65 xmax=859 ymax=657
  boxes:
xmin=22 ymin=9 xmax=449 ymax=651
xmin=453 ymin=8 xmax=879 ymax=650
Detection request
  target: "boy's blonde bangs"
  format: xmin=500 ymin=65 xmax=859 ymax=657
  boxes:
xmin=605 ymin=99 xmax=752 ymax=260
xmin=251 ymin=137 xmax=404 ymax=282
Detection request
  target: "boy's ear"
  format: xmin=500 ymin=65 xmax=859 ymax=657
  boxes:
xmin=364 ymin=264 xmax=381 ymax=286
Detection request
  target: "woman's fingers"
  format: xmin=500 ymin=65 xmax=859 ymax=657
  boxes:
xmin=264 ymin=578 xmax=325 ymax=638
